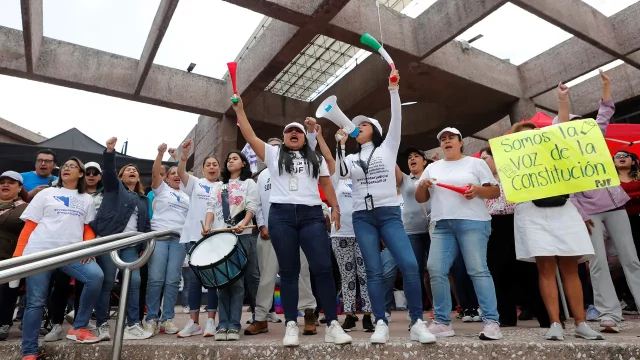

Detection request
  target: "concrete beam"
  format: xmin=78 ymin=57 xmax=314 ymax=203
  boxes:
xmin=134 ymin=0 xmax=179 ymax=95
xmin=519 ymin=2 xmax=640 ymax=98
xmin=415 ymin=0 xmax=507 ymax=58
xmin=20 ymin=0 xmax=42 ymax=73
xmin=223 ymin=0 xmax=352 ymax=110
xmin=0 ymin=26 xmax=230 ymax=117
xmin=532 ymin=61 xmax=640 ymax=115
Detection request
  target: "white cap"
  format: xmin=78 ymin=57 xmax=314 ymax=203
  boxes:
xmin=353 ymin=116 xmax=383 ymax=135
xmin=283 ymin=122 xmax=307 ymax=135
xmin=84 ymin=162 xmax=102 ymax=173
xmin=0 ymin=171 xmax=23 ymax=184
xmin=436 ymin=127 xmax=462 ymax=140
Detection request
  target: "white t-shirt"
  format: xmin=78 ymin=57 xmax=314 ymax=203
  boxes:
xmin=256 ymin=169 xmax=271 ymax=228
xmin=150 ymin=181 xmax=189 ymax=231
xmin=263 ymin=142 xmax=329 ymax=206
xmin=331 ymin=173 xmax=354 ymax=237
xmin=123 ymin=206 xmax=139 ymax=233
xmin=180 ymin=175 xmax=220 ymax=243
xmin=20 ymin=187 xmax=96 ymax=256
xmin=339 ymin=89 xmax=402 ymax=211
xmin=419 ymin=157 xmax=497 ymax=222
xmin=207 ymin=178 xmax=259 ymax=235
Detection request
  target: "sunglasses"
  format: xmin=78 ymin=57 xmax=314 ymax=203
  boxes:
xmin=615 ymin=153 xmax=631 ymax=159
xmin=86 ymin=169 xmax=101 ymax=176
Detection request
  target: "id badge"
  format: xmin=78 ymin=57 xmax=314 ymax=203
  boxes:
xmin=289 ymin=176 xmax=299 ymax=191
xmin=365 ymin=194 xmax=374 ymax=211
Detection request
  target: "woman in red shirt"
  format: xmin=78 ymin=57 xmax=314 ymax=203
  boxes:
xmin=615 ymin=150 xmax=640 ymax=257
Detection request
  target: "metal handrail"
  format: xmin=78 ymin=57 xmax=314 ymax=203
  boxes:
xmin=0 ymin=231 xmax=141 ymax=271
xmin=0 ymin=229 xmax=181 ymax=360
xmin=0 ymin=230 xmax=178 ymax=284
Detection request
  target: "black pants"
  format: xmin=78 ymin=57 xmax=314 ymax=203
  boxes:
xmin=0 ymin=281 xmax=22 ymax=327
xmin=48 ymin=272 xmax=73 ymax=325
xmin=487 ymin=214 xmax=550 ymax=327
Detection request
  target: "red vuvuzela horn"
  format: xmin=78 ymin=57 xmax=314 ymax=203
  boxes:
xmin=227 ymin=62 xmax=238 ymax=104
xmin=436 ymin=183 xmax=471 ymax=195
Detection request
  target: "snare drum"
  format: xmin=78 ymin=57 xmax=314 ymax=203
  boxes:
xmin=188 ymin=230 xmax=248 ymax=289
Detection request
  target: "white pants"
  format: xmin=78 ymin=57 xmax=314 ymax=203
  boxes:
xmin=255 ymin=238 xmax=316 ymax=321
xmin=589 ymin=209 xmax=640 ymax=323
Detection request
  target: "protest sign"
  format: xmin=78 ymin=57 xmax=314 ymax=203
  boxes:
xmin=488 ymin=119 xmax=619 ymax=203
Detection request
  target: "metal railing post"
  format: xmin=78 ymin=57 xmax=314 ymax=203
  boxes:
xmin=556 ymin=269 xmax=571 ymax=320
xmin=110 ymin=238 xmax=157 ymax=360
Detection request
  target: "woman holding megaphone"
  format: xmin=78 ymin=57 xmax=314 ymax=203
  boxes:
xmin=230 ymin=96 xmax=352 ymax=347
xmin=335 ymin=70 xmax=436 ymax=345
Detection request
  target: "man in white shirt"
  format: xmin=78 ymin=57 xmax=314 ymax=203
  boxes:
xmin=245 ymin=138 xmax=318 ymax=336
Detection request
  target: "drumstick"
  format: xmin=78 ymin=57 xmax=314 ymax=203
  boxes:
xmin=208 ymin=225 xmax=257 ymax=233
xmin=200 ymin=220 xmax=207 ymax=233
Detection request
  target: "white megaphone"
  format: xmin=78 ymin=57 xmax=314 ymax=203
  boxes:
xmin=316 ymin=96 xmax=360 ymax=139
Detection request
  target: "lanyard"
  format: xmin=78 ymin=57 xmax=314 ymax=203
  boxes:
xmin=358 ymin=147 xmax=377 ymax=195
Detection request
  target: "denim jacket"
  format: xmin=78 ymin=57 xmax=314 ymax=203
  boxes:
xmin=552 ymin=99 xmax=628 ymax=220
xmin=89 ymin=151 xmax=151 ymax=236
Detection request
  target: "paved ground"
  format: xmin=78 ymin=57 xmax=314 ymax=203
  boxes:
xmin=2 ymin=308 xmax=640 ymax=359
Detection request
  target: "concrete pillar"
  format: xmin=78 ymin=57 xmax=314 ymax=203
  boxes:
xmin=217 ymin=115 xmax=239 ymax=161
xmin=509 ymin=98 xmax=537 ymax=124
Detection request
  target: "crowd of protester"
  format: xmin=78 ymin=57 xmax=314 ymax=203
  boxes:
xmin=2 ymin=69 xmax=640 ymax=359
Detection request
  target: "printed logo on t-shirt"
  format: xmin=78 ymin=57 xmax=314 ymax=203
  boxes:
xmin=198 ymin=183 xmax=211 ymax=194
xmin=53 ymin=195 xmax=86 ymax=216
xmin=168 ymin=191 xmax=189 ymax=212
xmin=347 ymin=183 xmax=353 ymax=190
xmin=263 ymin=177 xmax=271 ymax=193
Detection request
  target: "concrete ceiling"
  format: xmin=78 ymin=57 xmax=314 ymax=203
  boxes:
xmin=1 ymin=0 xmax=639 ymax=153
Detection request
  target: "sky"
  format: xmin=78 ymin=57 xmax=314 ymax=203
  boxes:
xmin=0 ymin=0 xmax=636 ymax=159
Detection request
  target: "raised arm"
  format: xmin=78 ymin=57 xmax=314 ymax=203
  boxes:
xmin=335 ymin=129 xmax=353 ymax=179
xmin=152 ymin=143 xmax=167 ymax=190
xmin=395 ymin=164 xmax=403 ymax=186
xmin=103 ymin=137 xmax=121 ymax=193
xmin=557 ymin=82 xmax=570 ymax=124
xmin=594 ymin=70 xmax=615 ymax=134
xmin=315 ymin=124 xmax=337 ymax=175
xmin=383 ymin=70 xmax=402 ymax=153
xmin=305 ymin=117 xmax=318 ymax=151
xmin=177 ymin=140 xmax=192 ymax=186
xmin=232 ymin=97 xmax=267 ymax=161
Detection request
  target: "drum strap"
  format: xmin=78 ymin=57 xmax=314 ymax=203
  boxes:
xmin=221 ymin=184 xmax=247 ymax=227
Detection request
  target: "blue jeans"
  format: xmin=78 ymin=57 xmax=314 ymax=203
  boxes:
xmin=427 ymin=219 xmax=498 ymax=323
xmin=451 ymin=253 xmax=479 ymax=310
xmin=242 ymin=234 xmax=260 ymax=313
xmin=381 ymin=248 xmax=398 ymax=313
xmin=23 ymin=261 xmax=103 ymax=356
xmin=269 ymin=203 xmax=337 ymax=324
xmin=216 ymin=234 xmax=254 ymax=330
xmin=96 ymin=247 xmax=141 ymax=326
xmin=181 ymin=267 xmax=189 ymax=307
xmin=146 ymin=238 xmax=186 ymax=322
xmin=185 ymin=242 xmax=218 ymax=313
xmin=353 ymin=206 xmax=422 ymax=324
xmin=381 ymin=232 xmax=430 ymax=313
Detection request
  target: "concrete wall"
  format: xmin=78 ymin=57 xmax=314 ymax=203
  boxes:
xmin=0 ymin=116 xmax=47 ymax=144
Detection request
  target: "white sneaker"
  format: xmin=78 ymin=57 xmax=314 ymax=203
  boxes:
xmin=65 ymin=311 xmax=75 ymax=326
xmin=144 ymin=319 xmax=158 ymax=335
xmin=385 ymin=312 xmax=392 ymax=323
xmin=325 ymin=320 xmax=352 ymax=344
xmin=97 ymin=322 xmax=111 ymax=341
xmin=87 ymin=321 xmax=97 ymax=331
xmin=267 ymin=312 xmax=283 ymax=323
xmin=44 ymin=324 xmax=64 ymax=342
xmin=283 ymin=321 xmax=299 ymax=347
xmin=182 ymin=306 xmax=190 ymax=314
xmin=410 ymin=319 xmax=436 ymax=344
xmin=370 ymin=319 xmax=389 ymax=344
xmin=203 ymin=318 xmax=216 ymax=337
xmin=123 ymin=323 xmax=153 ymax=340
xmin=177 ymin=320 xmax=202 ymax=338
xmin=160 ymin=319 xmax=179 ymax=334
